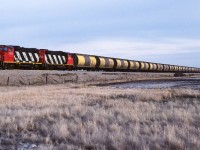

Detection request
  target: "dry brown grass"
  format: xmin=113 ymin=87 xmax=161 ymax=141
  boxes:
xmin=0 ymin=84 xmax=199 ymax=150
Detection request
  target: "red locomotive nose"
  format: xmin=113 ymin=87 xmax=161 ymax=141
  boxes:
xmin=0 ymin=46 xmax=14 ymax=62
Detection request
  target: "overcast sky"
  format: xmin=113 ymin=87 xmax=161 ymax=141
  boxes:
xmin=1 ymin=0 xmax=200 ymax=67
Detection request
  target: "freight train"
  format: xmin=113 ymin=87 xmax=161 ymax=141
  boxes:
xmin=0 ymin=45 xmax=200 ymax=73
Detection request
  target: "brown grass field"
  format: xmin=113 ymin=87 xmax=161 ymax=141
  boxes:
xmin=0 ymin=83 xmax=200 ymax=150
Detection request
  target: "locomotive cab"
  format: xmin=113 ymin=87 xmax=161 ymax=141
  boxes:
xmin=0 ymin=45 xmax=15 ymax=68
xmin=0 ymin=46 xmax=14 ymax=62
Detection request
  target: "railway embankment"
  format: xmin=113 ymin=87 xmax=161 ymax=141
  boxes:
xmin=0 ymin=70 xmax=198 ymax=86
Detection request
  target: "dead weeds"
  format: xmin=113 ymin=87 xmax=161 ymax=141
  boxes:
xmin=0 ymin=84 xmax=199 ymax=150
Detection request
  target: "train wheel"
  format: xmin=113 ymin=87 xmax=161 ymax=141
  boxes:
xmin=0 ymin=62 xmax=4 ymax=70
xmin=8 ymin=64 xmax=14 ymax=69
xmin=34 ymin=65 xmax=39 ymax=70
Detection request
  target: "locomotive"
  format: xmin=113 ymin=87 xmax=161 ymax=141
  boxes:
xmin=0 ymin=45 xmax=200 ymax=73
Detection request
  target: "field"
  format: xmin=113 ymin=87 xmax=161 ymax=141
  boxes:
xmin=0 ymin=83 xmax=200 ymax=150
